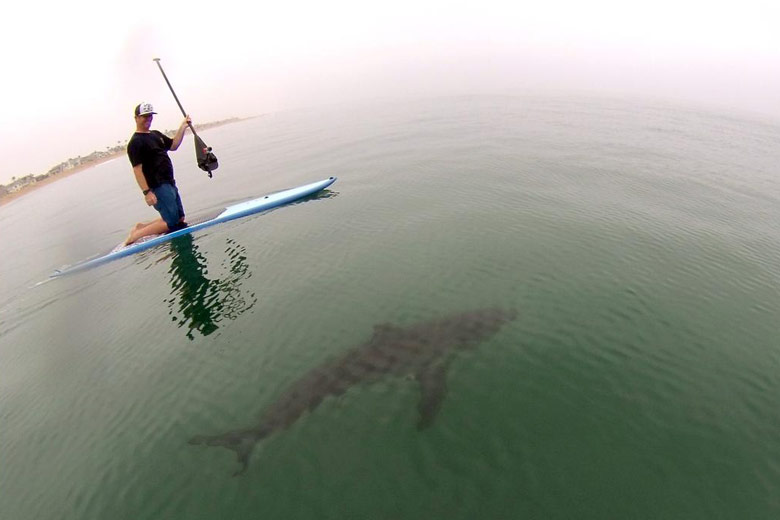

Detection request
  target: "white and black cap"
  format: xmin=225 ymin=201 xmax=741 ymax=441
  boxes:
xmin=134 ymin=102 xmax=157 ymax=117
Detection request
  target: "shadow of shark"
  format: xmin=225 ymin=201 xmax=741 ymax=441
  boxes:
xmin=189 ymin=307 xmax=517 ymax=475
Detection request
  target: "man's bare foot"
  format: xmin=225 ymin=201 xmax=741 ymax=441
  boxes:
xmin=123 ymin=223 xmax=143 ymax=246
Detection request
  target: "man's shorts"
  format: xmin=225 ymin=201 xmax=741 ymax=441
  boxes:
xmin=153 ymin=183 xmax=186 ymax=231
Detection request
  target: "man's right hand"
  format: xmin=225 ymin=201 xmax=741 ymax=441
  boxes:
xmin=144 ymin=190 xmax=157 ymax=206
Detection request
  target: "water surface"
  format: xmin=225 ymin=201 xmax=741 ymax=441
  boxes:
xmin=1 ymin=96 xmax=779 ymax=519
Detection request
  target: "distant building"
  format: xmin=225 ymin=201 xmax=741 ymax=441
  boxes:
xmin=7 ymin=174 xmax=36 ymax=193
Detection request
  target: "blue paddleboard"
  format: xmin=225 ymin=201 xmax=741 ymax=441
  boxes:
xmin=51 ymin=177 xmax=337 ymax=277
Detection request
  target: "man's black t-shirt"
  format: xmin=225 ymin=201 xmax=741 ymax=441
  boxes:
xmin=127 ymin=130 xmax=175 ymax=189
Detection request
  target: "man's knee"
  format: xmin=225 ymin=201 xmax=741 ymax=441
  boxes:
xmin=168 ymin=220 xmax=188 ymax=232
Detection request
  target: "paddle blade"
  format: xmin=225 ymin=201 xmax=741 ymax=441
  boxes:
xmin=194 ymin=134 xmax=219 ymax=175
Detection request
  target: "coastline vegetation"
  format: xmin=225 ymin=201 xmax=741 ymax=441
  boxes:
xmin=0 ymin=117 xmax=251 ymax=204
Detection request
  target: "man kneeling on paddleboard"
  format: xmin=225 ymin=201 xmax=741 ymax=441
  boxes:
xmin=124 ymin=102 xmax=191 ymax=245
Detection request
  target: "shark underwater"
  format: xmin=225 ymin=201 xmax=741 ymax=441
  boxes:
xmin=189 ymin=307 xmax=517 ymax=475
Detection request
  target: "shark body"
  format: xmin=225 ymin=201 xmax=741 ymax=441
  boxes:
xmin=189 ymin=307 xmax=517 ymax=475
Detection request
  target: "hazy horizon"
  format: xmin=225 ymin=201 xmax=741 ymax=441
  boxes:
xmin=2 ymin=0 xmax=778 ymax=185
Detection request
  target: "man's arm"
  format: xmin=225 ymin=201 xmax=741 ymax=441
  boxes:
xmin=133 ymin=164 xmax=156 ymax=206
xmin=170 ymin=116 xmax=192 ymax=151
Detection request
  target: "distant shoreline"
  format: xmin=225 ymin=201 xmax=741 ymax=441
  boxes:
xmin=0 ymin=155 xmax=121 ymax=207
xmin=0 ymin=116 xmax=257 ymax=207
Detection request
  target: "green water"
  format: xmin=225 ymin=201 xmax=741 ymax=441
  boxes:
xmin=1 ymin=96 xmax=779 ymax=519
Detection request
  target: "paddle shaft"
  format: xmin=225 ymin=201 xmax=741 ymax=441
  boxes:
xmin=153 ymin=58 xmax=199 ymax=137
xmin=153 ymin=58 xmax=219 ymax=176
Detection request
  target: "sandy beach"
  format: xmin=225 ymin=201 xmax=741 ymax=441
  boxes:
xmin=0 ymin=153 xmax=124 ymax=207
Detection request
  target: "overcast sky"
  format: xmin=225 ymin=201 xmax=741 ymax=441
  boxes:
xmin=2 ymin=0 xmax=778 ymax=184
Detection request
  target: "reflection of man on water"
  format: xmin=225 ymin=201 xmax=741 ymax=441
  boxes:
xmin=165 ymin=234 xmax=257 ymax=340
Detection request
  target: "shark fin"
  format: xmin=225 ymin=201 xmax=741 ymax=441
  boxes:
xmin=232 ymin=450 xmax=250 ymax=477
xmin=415 ymin=361 xmax=450 ymax=430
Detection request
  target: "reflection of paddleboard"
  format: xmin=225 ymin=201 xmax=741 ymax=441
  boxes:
xmin=51 ymin=177 xmax=337 ymax=278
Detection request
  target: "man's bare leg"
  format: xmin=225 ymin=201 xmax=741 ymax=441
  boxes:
xmin=124 ymin=220 xmax=153 ymax=245
xmin=129 ymin=219 xmax=155 ymax=233
xmin=124 ymin=218 xmax=170 ymax=245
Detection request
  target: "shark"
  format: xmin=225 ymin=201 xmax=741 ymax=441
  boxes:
xmin=189 ymin=307 xmax=517 ymax=475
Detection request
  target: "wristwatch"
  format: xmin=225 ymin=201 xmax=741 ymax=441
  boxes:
xmin=143 ymin=189 xmax=151 ymax=195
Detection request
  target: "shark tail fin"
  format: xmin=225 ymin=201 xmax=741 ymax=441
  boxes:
xmin=189 ymin=430 xmax=258 ymax=476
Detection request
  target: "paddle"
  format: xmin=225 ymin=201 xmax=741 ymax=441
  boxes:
xmin=153 ymin=58 xmax=219 ymax=177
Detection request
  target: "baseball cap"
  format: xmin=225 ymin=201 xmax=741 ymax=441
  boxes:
xmin=134 ymin=103 xmax=157 ymax=117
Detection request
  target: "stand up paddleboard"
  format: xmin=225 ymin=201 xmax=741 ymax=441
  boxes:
xmin=51 ymin=177 xmax=337 ymax=277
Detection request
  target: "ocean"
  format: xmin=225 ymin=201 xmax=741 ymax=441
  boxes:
xmin=1 ymin=95 xmax=779 ymax=519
